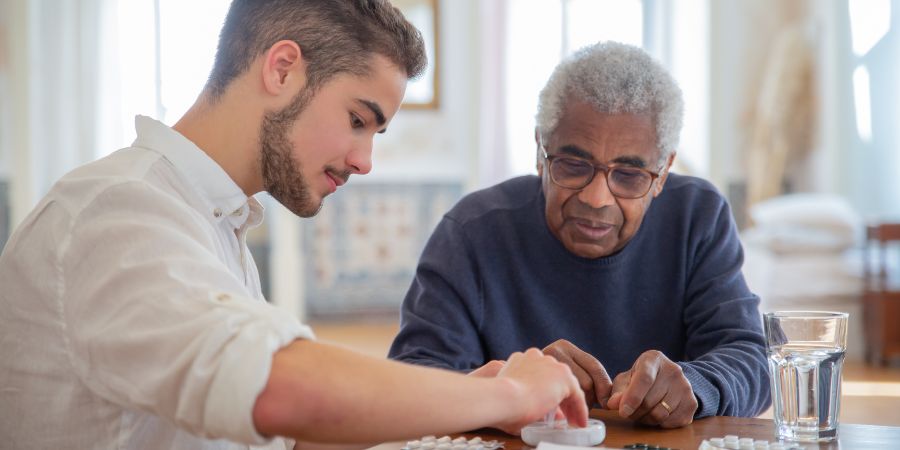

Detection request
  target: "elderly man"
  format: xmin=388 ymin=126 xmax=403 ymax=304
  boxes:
xmin=389 ymin=41 xmax=770 ymax=428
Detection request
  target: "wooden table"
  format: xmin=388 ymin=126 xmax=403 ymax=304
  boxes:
xmin=369 ymin=409 xmax=900 ymax=450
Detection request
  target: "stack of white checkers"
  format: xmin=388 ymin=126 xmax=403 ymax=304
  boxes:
xmin=698 ymin=435 xmax=805 ymax=450
xmin=403 ymin=435 xmax=504 ymax=450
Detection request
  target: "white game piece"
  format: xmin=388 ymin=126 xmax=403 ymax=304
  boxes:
xmin=520 ymin=418 xmax=605 ymax=447
xmin=405 ymin=435 xmax=503 ymax=450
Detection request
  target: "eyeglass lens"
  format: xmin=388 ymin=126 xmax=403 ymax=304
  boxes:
xmin=550 ymin=157 xmax=652 ymax=198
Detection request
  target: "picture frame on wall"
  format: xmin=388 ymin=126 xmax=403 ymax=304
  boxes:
xmin=394 ymin=0 xmax=439 ymax=109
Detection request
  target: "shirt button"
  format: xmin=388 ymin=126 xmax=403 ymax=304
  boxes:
xmin=215 ymin=293 xmax=231 ymax=302
xmin=213 ymin=208 xmax=223 ymax=218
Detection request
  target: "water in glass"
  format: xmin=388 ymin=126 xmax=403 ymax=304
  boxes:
xmin=768 ymin=343 xmax=845 ymax=442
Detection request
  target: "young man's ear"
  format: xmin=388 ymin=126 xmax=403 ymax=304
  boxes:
xmin=652 ymin=151 xmax=677 ymax=197
xmin=261 ymin=40 xmax=306 ymax=97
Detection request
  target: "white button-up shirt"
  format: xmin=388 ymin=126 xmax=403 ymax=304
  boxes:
xmin=0 ymin=116 xmax=313 ymax=449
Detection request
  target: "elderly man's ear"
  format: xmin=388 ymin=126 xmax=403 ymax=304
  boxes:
xmin=534 ymin=127 xmax=544 ymax=175
xmin=652 ymin=152 xmax=677 ymax=197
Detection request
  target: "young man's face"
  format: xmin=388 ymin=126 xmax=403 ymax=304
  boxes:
xmin=261 ymin=55 xmax=407 ymax=217
xmin=537 ymin=101 xmax=672 ymax=259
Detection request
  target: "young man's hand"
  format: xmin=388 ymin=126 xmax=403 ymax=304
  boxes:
xmin=542 ymin=339 xmax=613 ymax=409
xmin=467 ymin=360 xmax=506 ymax=378
xmin=491 ymin=348 xmax=588 ymax=435
xmin=605 ymin=350 xmax=698 ymax=428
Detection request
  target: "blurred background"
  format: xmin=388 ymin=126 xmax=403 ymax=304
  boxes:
xmin=1 ymin=0 xmax=899 ymax=372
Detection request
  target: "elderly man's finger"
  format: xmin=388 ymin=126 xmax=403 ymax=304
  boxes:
xmin=543 ymin=340 xmax=608 ymax=407
xmin=629 ymin=371 xmax=673 ymax=421
xmin=604 ymin=370 xmax=631 ymax=411
xmin=659 ymin=396 xmax=695 ymax=428
xmin=640 ymin=396 xmax=676 ymax=424
xmin=616 ymin=352 xmax=663 ymax=417
xmin=569 ymin=348 xmax=612 ymax=406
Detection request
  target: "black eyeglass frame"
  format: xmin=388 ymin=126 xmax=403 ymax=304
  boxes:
xmin=539 ymin=139 xmax=664 ymax=199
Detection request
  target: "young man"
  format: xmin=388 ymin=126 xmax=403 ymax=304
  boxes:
xmin=390 ymin=42 xmax=771 ymax=429
xmin=0 ymin=1 xmax=586 ymax=448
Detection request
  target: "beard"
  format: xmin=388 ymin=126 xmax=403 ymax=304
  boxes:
xmin=259 ymin=86 xmax=323 ymax=218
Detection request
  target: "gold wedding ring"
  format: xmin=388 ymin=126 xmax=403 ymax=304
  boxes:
xmin=660 ymin=400 xmax=673 ymax=414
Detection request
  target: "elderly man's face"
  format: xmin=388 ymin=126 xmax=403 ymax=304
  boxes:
xmin=537 ymin=101 xmax=673 ymax=259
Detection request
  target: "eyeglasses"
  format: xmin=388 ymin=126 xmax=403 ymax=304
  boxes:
xmin=540 ymin=145 xmax=662 ymax=199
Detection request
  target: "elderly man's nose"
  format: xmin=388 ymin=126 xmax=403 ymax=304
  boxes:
xmin=577 ymin=172 xmax=616 ymax=209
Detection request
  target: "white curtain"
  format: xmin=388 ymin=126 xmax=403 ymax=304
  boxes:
xmin=5 ymin=0 xmax=112 ymax=226
xmin=475 ymin=0 xmax=511 ymax=189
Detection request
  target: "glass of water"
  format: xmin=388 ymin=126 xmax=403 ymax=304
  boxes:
xmin=764 ymin=311 xmax=849 ymax=443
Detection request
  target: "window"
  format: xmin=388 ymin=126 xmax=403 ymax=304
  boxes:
xmin=504 ymin=0 xmax=709 ymax=179
xmin=848 ymin=0 xmax=890 ymax=143
xmin=845 ymin=0 xmax=899 ymax=215
xmin=101 ymin=0 xmax=230 ymax=155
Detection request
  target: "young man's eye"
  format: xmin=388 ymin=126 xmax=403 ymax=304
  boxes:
xmin=350 ymin=113 xmax=365 ymax=128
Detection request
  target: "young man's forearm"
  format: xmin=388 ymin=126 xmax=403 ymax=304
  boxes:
xmin=253 ymin=340 xmax=571 ymax=443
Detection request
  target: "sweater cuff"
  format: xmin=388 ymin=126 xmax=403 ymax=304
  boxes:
xmin=678 ymin=363 xmax=719 ymax=418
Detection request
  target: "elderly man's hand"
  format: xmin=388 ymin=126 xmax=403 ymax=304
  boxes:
xmin=605 ymin=350 xmax=697 ymax=428
xmin=542 ymin=339 xmax=613 ymax=409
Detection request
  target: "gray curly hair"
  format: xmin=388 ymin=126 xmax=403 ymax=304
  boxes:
xmin=536 ymin=41 xmax=683 ymax=164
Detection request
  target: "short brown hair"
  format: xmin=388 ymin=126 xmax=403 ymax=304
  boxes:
xmin=206 ymin=0 xmax=427 ymax=99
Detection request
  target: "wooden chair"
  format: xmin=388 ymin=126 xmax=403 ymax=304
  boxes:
xmin=863 ymin=223 xmax=900 ymax=365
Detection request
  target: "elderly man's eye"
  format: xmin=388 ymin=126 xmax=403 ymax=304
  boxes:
xmin=556 ymin=158 xmax=592 ymax=176
xmin=613 ymin=168 xmax=643 ymax=179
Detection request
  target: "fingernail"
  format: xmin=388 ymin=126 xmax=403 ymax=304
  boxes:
xmin=598 ymin=397 xmax=610 ymax=409
xmin=622 ymin=404 xmax=635 ymax=416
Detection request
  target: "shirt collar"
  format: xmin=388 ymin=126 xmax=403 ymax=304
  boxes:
xmin=131 ymin=115 xmax=256 ymax=227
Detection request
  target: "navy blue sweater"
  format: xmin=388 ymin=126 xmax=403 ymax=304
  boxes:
xmin=389 ymin=174 xmax=770 ymax=418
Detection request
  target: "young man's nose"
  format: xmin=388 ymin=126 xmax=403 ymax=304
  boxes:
xmin=346 ymin=139 xmax=373 ymax=175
